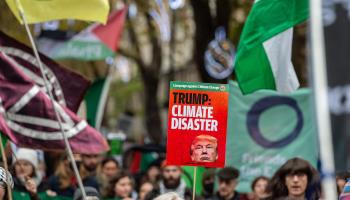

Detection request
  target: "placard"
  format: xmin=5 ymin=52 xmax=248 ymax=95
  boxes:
xmin=166 ymin=81 xmax=228 ymax=168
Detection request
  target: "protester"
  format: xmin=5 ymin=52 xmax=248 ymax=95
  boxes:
xmin=12 ymin=148 xmax=46 ymax=200
xmin=105 ymin=170 xmax=135 ymax=200
xmin=97 ymin=157 xmax=120 ymax=196
xmin=210 ymin=167 xmax=241 ymax=200
xmin=73 ymin=186 xmax=101 ymax=200
xmin=337 ymin=171 xmax=350 ymax=196
xmin=201 ymin=169 xmax=215 ymax=199
xmin=265 ymin=157 xmax=321 ymax=200
xmin=251 ymin=176 xmax=269 ymax=200
xmin=79 ymin=154 xmax=100 ymax=191
xmin=141 ymin=161 xmax=162 ymax=184
xmin=47 ymin=154 xmax=76 ymax=197
xmin=0 ymin=167 xmax=13 ymax=200
xmin=159 ymin=162 xmax=191 ymax=200
xmin=138 ymin=181 xmax=155 ymax=200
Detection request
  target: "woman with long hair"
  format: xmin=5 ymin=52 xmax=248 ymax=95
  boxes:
xmin=47 ymin=154 xmax=76 ymax=197
xmin=265 ymin=157 xmax=321 ymax=200
xmin=105 ymin=170 xmax=135 ymax=200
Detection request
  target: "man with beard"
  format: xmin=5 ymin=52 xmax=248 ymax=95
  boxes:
xmin=159 ymin=162 xmax=192 ymax=200
xmin=210 ymin=167 xmax=241 ymax=200
xmin=190 ymin=135 xmax=218 ymax=162
xmin=79 ymin=154 xmax=100 ymax=191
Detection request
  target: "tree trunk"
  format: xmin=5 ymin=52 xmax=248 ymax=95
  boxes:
xmin=140 ymin=68 xmax=162 ymax=144
xmin=191 ymin=0 xmax=231 ymax=83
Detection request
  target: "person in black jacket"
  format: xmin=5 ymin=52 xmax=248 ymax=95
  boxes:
xmin=211 ymin=167 xmax=241 ymax=200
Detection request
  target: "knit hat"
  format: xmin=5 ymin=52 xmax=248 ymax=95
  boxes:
xmin=14 ymin=148 xmax=39 ymax=169
xmin=73 ymin=187 xmax=100 ymax=200
xmin=340 ymin=178 xmax=350 ymax=200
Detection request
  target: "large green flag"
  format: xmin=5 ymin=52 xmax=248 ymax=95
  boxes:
xmin=226 ymin=81 xmax=318 ymax=192
xmin=234 ymin=0 xmax=308 ymax=94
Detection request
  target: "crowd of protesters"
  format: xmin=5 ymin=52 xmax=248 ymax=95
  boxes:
xmin=0 ymin=145 xmax=349 ymax=200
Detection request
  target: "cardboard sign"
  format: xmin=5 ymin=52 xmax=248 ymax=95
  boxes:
xmin=166 ymin=81 xmax=228 ymax=168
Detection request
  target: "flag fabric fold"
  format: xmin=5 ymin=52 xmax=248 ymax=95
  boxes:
xmin=0 ymin=31 xmax=89 ymax=112
xmin=234 ymin=0 xmax=308 ymax=94
xmin=0 ymin=51 xmax=109 ymax=154
xmin=84 ymin=77 xmax=111 ymax=130
xmin=49 ymin=8 xmax=127 ymax=61
xmin=5 ymin=0 xmax=109 ymax=24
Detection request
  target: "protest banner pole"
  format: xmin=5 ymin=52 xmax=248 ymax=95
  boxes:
xmin=12 ymin=1 xmax=87 ymax=199
xmin=309 ymin=0 xmax=337 ymax=199
xmin=0 ymin=134 xmax=12 ymax=200
xmin=192 ymin=166 xmax=197 ymax=200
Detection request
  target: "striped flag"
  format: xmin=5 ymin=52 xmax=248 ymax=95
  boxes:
xmin=234 ymin=0 xmax=308 ymax=94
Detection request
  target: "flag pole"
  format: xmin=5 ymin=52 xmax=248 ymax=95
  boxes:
xmin=192 ymin=167 xmax=197 ymax=200
xmin=309 ymin=0 xmax=337 ymax=199
xmin=0 ymin=134 xmax=12 ymax=200
xmin=13 ymin=1 xmax=87 ymax=199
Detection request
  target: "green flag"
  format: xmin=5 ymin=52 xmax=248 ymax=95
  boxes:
xmin=234 ymin=0 xmax=308 ymax=94
xmin=182 ymin=166 xmax=206 ymax=195
xmin=84 ymin=77 xmax=111 ymax=130
xmin=226 ymin=81 xmax=318 ymax=192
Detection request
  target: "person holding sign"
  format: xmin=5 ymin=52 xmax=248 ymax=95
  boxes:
xmin=190 ymin=135 xmax=218 ymax=162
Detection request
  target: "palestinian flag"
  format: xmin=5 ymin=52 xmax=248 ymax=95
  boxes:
xmin=51 ymin=8 xmax=127 ymax=61
xmin=234 ymin=0 xmax=308 ymax=94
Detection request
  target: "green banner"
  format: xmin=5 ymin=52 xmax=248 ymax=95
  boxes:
xmin=226 ymin=81 xmax=318 ymax=192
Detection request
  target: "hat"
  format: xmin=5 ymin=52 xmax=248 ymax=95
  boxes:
xmin=73 ymin=187 xmax=100 ymax=200
xmin=217 ymin=167 xmax=239 ymax=181
xmin=14 ymin=148 xmax=38 ymax=169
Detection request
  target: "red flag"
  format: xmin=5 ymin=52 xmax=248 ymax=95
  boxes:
xmin=0 ymin=51 xmax=109 ymax=154
xmin=0 ymin=51 xmax=109 ymax=153
xmin=93 ymin=7 xmax=127 ymax=51
xmin=0 ymin=31 xmax=88 ymax=112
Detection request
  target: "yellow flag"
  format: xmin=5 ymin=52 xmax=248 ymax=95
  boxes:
xmin=5 ymin=0 xmax=110 ymax=24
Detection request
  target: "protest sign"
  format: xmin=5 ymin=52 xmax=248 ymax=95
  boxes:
xmin=166 ymin=81 xmax=228 ymax=168
xmin=226 ymin=81 xmax=318 ymax=192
